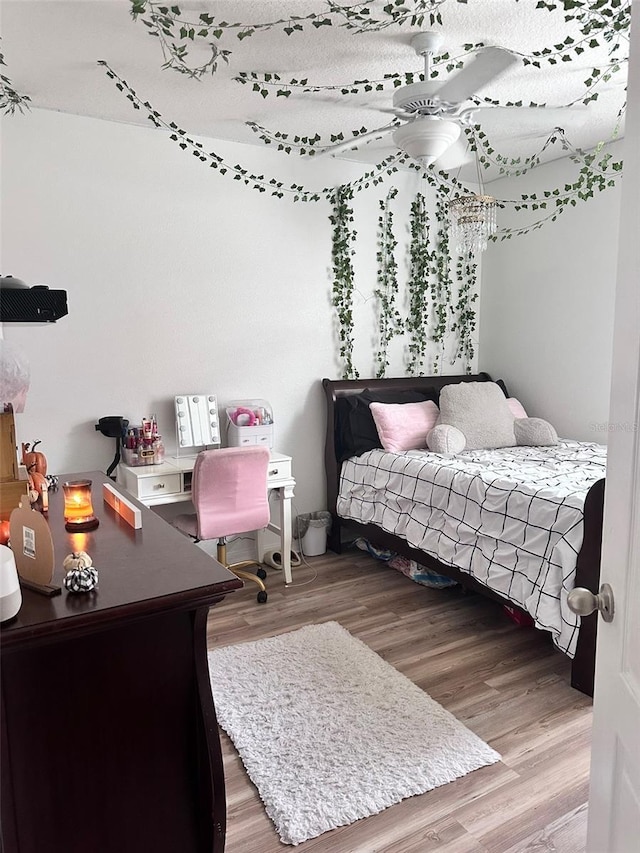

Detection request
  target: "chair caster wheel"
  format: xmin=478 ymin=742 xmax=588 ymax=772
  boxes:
xmin=257 ymin=567 xmax=267 ymax=580
xmin=257 ymin=590 xmax=268 ymax=604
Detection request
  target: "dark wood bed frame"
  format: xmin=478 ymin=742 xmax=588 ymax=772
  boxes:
xmin=322 ymin=373 xmax=604 ymax=697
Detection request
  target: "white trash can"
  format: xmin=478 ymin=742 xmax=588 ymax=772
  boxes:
xmin=301 ymin=522 xmax=327 ymax=557
xmin=295 ymin=511 xmax=332 ymax=557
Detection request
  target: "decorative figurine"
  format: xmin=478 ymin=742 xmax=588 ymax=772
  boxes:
xmin=22 ymin=441 xmax=49 ymax=507
xmin=62 ymin=551 xmax=98 ymax=593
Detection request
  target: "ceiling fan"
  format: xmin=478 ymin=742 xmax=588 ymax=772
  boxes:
xmin=320 ymin=32 xmax=519 ymax=166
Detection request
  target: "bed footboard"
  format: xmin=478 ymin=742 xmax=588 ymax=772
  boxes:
xmin=570 ymin=477 xmax=605 ymax=696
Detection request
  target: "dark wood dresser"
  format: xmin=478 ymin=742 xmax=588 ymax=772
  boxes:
xmin=0 ymin=471 xmax=242 ymax=853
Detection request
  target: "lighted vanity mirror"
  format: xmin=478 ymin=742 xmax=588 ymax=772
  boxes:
xmin=174 ymin=394 xmax=220 ymax=449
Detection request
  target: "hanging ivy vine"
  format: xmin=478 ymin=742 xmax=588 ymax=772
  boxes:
xmin=450 ymin=253 xmax=478 ymax=372
xmin=374 ymin=187 xmax=402 ymax=377
xmin=100 ymin=0 xmax=629 ymax=241
xmin=429 ymin=184 xmax=454 ymax=373
xmin=245 ymin=120 xmax=406 ymax=158
xmin=330 ymin=186 xmax=359 ymax=380
xmin=1 ymin=1 xmax=629 ymax=380
xmin=98 ymin=61 xmax=404 ymax=201
xmin=0 ymin=41 xmax=30 ymax=115
xmin=130 ymin=0 xmax=630 ymax=90
xmin=129 ymin=0 xmax=454 ymax=77
xmin=406 ymin=193 xmax=433 ymax=376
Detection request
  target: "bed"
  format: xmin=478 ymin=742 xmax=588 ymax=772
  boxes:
xmin=323 ymin=372 xmax=606 ymax=697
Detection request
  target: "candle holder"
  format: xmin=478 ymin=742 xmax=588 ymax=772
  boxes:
xmin=62 ymin=480 xmax=99 ymax=532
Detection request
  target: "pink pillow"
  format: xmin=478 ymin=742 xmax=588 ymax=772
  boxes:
xmin=507 ymin=397 xmax=528 ymax=419
xmin=370 ymin=400 xmax=439 ymax=453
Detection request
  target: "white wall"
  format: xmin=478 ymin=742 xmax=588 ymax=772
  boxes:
xmin=479 ymin=146 xmax=622 ymax=441
xmin=1 ymin=108 xmax=474 ymax=525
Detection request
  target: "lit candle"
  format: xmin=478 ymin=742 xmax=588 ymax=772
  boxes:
xmin=63 ymin=480 xmax=99 ymax=531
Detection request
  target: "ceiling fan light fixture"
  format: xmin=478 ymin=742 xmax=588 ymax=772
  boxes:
xmin=449 ymin=194 xmax=497 ymax=255
xmin=392 ymin=117 xmax=461 ymax=166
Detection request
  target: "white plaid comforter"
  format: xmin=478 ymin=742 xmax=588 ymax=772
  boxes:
xmin=338 ymin=441 xmax=607 ymax=656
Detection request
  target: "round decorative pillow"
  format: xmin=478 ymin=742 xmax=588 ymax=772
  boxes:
xmin=514 ymin=417 xmax=558 ymax=447
xmin=427 ymin=424 xmax=466 ymax=455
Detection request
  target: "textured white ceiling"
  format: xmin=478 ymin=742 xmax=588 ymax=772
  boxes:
xmin=1 ymin=0 xmax=629 ymax=180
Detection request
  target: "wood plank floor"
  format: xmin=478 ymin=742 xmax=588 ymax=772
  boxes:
xmin=206 ymin=548 xmax=592 ymax=853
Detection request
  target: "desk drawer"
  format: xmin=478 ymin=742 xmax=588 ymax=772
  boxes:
xmin=138 ymin=473 xmax=182 ymax=499
xmin=267 ymin=458 xmax=292 ymax=482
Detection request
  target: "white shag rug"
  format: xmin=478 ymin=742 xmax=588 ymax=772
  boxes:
xmin=208 ymin=621 xmax=500 ymax=846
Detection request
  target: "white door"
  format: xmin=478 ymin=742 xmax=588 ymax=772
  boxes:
xmin=584 ymin=3 xmax=640 ymax=850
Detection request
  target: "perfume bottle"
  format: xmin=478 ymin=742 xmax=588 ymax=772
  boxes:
xmin=153 ymin=436 xmax=165 ymax=464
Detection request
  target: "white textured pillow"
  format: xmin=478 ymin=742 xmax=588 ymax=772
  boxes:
xmin=427 ymin=424 xmax=466 ymax=455
xmin=514 ymin=417 xmax=558 ymax=446
xmin=437 ymin=381 xmax=516 ymax=450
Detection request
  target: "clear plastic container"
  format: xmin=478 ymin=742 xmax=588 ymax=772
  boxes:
xmin=225 ymin=399 xmax=274 ymax=448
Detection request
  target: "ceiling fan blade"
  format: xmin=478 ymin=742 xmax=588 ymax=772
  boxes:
xmin=436 ymin=48 xmax=519 ymax=104
xmin=373 ymin=106 xmax=410 ymax=118
xmin=317 ymin=122 xmax=399 ymax=157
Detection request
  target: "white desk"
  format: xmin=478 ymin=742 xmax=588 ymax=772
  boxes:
xmin=117 ymin=452 xmax=296 ymax=584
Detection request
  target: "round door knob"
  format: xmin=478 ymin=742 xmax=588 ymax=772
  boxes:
xmin=567 ymin=583 xmax=614 ymax=623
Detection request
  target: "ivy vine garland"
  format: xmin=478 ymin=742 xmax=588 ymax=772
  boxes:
xmin=330 ymin=186 xmax=359 ymax=380
xmin=4 ymin=2 xmax=630 ymax=221
xmin=129 ymin=0 xmax=456 ymax=78
xmin=334 ymin=182 xmax=478 ymax=379
xmin=97 ymin=0 xmax=629 ymax=241
xmin=430 ymin=186 xmax=454 ymax=372
xmin=374 ymin=188 xmax=402 ymax=377
xmin=406 ymin=192 xmax=433 ymax=376
xmin=98 ymin=61 xmax=403 ymax=202
xmin=451 ymin=252 xmax=478 ymax=371
xmin=3 ymin=1 xmax=627 ymax=380
xmin=130 ymin=0 xmax=630 ymax=93
xmin=0 ymin=39 xmax=30 ymax=115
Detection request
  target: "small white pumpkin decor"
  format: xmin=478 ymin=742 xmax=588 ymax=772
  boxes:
xmin=62 ymin=551 xmax=98 ymax=593
xmin=62 ymin=551 xmax=93 ymax=571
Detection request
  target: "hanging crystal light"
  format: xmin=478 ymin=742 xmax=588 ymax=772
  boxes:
xmin=449 ymin=193 xmax=497 ymax=255
xmin=448 ymin=129 xmax=497 ymax=255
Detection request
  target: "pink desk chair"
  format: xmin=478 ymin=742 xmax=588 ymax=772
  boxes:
xmin=173 ymin=446 xmax=270 ymax=603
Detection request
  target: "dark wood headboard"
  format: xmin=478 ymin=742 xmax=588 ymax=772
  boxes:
xmin=322 ymin=373 xmax=492 ymax=550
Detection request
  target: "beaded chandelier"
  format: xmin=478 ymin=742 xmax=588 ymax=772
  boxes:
xmin=449 ymin=193 xmax=497 ymax=255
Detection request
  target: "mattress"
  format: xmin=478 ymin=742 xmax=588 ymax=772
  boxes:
xmin=337 ymin=441 xmax=606 ymax=656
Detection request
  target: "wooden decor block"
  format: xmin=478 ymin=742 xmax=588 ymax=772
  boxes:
xmin=0 ymin=412 xmax=19 ymax=482
xmin=0 ymin=480 xmax=29 ymax=519
xmin=0 ymin=412 xmax=28 ymax=519
xmin=103 ymin=482 xmax=142 ymax=529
